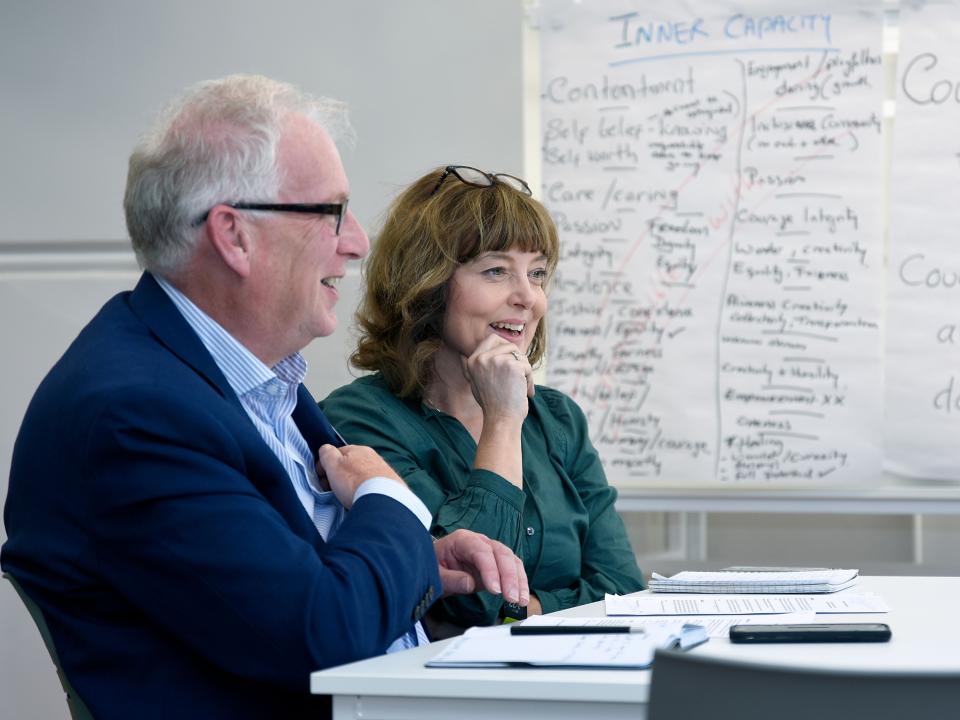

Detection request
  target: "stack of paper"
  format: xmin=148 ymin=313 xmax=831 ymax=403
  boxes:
xmin=426 ymin=621 xmax=707 ymax=669
xmin=648 ymin=569 xmax=859 ymax=594
xmin=604 ymin=592 xmax=889 ymax=617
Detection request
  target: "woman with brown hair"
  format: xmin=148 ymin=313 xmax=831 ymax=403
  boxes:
xmin=322 ymin=166 xmax=643 ymax=633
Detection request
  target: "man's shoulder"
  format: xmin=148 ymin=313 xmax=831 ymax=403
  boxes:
xmin=55 ymin=293 xmax=172 ymax=378
xmin=30 ymin=285 xmax=218 ymax=425
xmin=10 ymin=285 xmax=233 ymax=499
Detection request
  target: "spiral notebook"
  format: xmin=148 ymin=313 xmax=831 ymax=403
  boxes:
xmin=648 ymin=568 xmax=859 ymax=594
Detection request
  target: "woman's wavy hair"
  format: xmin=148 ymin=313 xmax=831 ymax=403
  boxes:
xmin=352 ymin=167 xmax=559 ymax=399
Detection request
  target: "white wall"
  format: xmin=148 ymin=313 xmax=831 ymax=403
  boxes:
xmin=0 ymin=2 xmax=524 ymax=717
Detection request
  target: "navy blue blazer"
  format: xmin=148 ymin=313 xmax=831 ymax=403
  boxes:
xmin=2 ymin=273 xmax=439 ymax=719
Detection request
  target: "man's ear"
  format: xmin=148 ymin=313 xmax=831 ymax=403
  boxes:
xmin=204 ymin=205 xmax=253 ymax=278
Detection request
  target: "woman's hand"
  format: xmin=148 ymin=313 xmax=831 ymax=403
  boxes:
xmin=462 ymin=334 xmax=532 ymax=488
xmin=461 ymin=333 xmax=533 ymax=424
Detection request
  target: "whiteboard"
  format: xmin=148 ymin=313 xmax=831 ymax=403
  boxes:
xmin=537 ymin=0 xmax=895 ymax=489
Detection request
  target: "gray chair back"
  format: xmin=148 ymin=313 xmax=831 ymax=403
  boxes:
xmin=2 ymin=572 xmax=95 ymax=720
xmin=648 ymin=648 xmax=960 ymax=720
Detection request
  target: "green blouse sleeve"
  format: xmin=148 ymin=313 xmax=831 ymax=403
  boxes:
xmin=321 ymin=378 xmax=524 ymax=626
xmin=532 ymin=390 xmax=645 ymax=615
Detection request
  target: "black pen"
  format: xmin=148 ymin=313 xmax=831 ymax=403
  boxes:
xmin=510 ymin=625 xmax=645 ymax=636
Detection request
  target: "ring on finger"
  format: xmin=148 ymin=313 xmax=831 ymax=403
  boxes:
xmin=510 ymin=350 xmax=522 ymax=362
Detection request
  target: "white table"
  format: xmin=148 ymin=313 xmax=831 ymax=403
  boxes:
xmin=310 ymin=576 xmax=960 ymax=719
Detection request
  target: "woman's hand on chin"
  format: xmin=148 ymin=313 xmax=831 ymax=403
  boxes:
xmin=461 ymin=333 xmax=533 ymax=423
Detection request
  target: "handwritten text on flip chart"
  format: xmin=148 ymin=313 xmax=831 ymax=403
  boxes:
xmin=539 ymin=0 xmax=884 ymax=487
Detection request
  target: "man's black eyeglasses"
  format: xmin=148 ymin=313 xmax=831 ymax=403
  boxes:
xmin=192 ymin=201 xmax=349 ymax=234
xmin=430 ymin=165 xmax=532 ymax=197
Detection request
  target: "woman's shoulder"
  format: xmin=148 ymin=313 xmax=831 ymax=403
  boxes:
xmin=321 ymin=373 xmax=406 ymax=415
xmin=321 ymin=374 xmax=440 ymax=457
xmin=324 ymin=372 xmax=388 ymax=396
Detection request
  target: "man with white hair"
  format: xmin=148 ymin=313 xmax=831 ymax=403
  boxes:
xmin=2 ymin=75 xmax=528 ymax=719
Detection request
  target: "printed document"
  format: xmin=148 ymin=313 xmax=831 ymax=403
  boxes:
xmin=426 ymin=621 xmax=706 ymax=669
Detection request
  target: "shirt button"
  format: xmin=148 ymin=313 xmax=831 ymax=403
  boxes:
xmin=526 ymin=527 xmax=536 ymax=536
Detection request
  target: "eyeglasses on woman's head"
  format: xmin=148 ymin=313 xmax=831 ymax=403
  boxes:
xmin=429 ymin=165 xmax=532 ymax=197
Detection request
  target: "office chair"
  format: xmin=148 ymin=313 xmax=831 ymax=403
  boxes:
xmin=648 ymin=648 xmax=960 ymax=720
xmin=2 ymin=573 xmax=95 ymax=720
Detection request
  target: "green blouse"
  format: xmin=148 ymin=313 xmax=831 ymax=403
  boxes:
xmin=320 ymin=374 xmax=645 ymax=627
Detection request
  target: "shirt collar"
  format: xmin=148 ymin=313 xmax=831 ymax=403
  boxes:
xmin=155 ymin=276 xmax=308 ymax=397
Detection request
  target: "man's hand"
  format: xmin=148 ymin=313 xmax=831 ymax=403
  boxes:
xmin=433 ymin=529 xmax=529 ymax=606
xmin=316 ymin=444 xmax=406 ymax=510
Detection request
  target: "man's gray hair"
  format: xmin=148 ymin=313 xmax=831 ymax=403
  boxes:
xmin=124 ymin=75 xmax=353 ymax=275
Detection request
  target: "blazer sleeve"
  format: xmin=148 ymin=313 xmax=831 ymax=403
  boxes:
xmin=80 ymin=384 xmax=439 ymax=691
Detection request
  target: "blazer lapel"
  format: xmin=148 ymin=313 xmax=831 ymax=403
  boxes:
xmin=292 ymin=385 xmax=346 ymax=454
xmin=292 ymin=387 xmax=347 ymax=550
xmin=127 ymin=272 xmax=245 ymax=413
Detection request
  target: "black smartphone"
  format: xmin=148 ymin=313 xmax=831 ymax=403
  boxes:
xmin=729 ymin=623 xmax=891 ymax=643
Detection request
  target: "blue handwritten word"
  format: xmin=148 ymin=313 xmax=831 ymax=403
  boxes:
xmin=608 ymin=13 xmax=834 ymax=50
xmin=610 ymin=13 xmax=708 ymax=47
xmin=724 ymin=14 xmax=832 ymax=45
